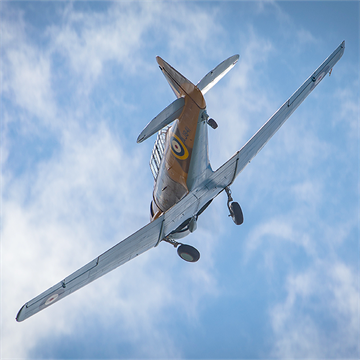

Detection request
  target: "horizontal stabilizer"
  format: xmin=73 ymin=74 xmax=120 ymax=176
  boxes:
xmin=137 ymin=97 xmax=185 ymax=143
xmin=197 ymin=54 xmax=239 ymax=95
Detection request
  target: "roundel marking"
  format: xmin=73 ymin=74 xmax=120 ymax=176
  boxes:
xmin=314 ymin=71 xmax=325 ymax=86
xmin=170 ymin=133 xmax=189 ymax=160
xmin=45 ymin=293 xmax=59 ymax=306
xmin=312 ymin=65 xmax=330 ymax=90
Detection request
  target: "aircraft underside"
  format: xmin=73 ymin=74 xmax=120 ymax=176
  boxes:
xmin=16 ymin=42 xmax=345 ymax=322
xmin=148 ymin=60 xmax=244 ymax=261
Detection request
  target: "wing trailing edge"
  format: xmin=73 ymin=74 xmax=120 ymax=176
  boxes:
xmin=213 ymin=41 xmax=345 ymax=187
xmin=16 ymin=216 xmax=165 ymax=322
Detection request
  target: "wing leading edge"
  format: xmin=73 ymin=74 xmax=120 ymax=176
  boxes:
xmin=16 ymin=216 xmax=165 ymax=322
xmin=210 ymin=41 xmax=345 ymax=189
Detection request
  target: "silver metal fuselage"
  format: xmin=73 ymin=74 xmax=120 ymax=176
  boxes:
xmin=151 ymin=93 xmax=212 ymax=239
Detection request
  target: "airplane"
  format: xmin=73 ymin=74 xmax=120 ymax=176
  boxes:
xmin=16 ymin=41 xmax=345 ymax=322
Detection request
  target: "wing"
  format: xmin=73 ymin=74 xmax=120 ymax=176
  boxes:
xmin=209 ymin=41 xmax=345 ymax=188
xmin=16 ymin=186 xmax=219 ymax=322
xmin=16 ymin=216 xmax=165 ymax=322
xmin=16 ymin=176 xmax=231 ymax=322
xmin=16 ymin=187 xmax=218 ymax=322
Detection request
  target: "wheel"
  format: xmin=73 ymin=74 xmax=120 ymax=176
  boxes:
xmin=230 ymin=202 xmax=244 ymax=225
xmin=177 ymin=244 xmax=200 ymax=262
xmin=207 ymin=118 xmax=218 ymax=129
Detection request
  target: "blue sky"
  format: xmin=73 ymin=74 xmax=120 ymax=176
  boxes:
xmin=1 ymin=1 xmax=359 ymax=359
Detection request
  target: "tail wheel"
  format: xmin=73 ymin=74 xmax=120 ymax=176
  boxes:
xmin=177 ymin=244 xmax=200 ymax=262
xmin=230 ymin=202 xmax=244 ymax=225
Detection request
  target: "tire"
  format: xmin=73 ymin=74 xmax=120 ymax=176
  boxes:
xmin=177 ymin=244 xmax=200 ymax=262
xmin=230 ymin=202 xmax=244 ymax=225
xmin=207 ymin=118 xmax=218 ymax=129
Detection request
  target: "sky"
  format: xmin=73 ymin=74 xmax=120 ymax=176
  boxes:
xmin=1 ymin=1 xmax=359 ymax=359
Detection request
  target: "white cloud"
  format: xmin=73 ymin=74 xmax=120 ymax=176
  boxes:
xmin=2 ymin=117 xmax=220 ymax=357
xmin=2 ymin=125 xmax=138 ymax=355
xmin=48 ymin=3 xmax=158 ymax=93
xmin=1 ymin=2 xmax=358 ymax=359
xmin=2 ymin=36 xmax=56 ymax=126
xmin=291 ymin=180 xmax=322 ymax=207
xmin=270 ymin=260 xmax=359 ymax=358
xmin=207 ymin=27 xmax=275 ymax=169
xmin=1 ymin=3 xmax=224 ymax=358
xmin=296 ymin=28 xmax=318 ymax=46
xmin=334 ymin=85 xmax=360 ymax=139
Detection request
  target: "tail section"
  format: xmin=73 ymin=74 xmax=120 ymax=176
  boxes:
xmin=137 ymin=97 xmax=185 ymax=143
xmin=197 ymin=54 xmax=239 ymax=95
xmin=156 ymin=57 xmax=206 ymax=109
xmin=138 ymin=55 xmax=239 ymax=143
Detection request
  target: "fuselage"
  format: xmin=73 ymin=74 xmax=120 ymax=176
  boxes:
xmin=150 ymin=82 xmax=208 ymax=225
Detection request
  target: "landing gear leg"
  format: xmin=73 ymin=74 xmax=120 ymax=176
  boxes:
xmin=225 ymin=186 xmax=244 ymax=225
xmin=202 ymin=111 xmax=218 ymax=129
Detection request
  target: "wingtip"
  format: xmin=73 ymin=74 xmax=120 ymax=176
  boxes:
xmin=137 ymin=134 xmax=145 ymax=143
xmin=156 ymin=56 xmax=163 ymax=66
xmin=231 ymin=54 xmax=240 ymax=66
xmin=16 ymin=304 xmax=26 ymax=322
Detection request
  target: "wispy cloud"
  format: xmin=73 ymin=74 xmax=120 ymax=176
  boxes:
xmin=1 ymin=2 xmax=358 ymax=359
xmin=270 ymin=260 xmax=359 ymax=358
xmin=2 ymin=22 xmax=56 ymax=127
xmin=1 ymin=2 xmax=225 ymax=358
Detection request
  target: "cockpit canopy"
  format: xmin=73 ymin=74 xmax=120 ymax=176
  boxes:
xmin=149 ymin=125 xmax=170 ymax=180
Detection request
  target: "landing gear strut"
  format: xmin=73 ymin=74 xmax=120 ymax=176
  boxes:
xmin=202 ymin=111 xmax=218 ymax=129
xmin=225 ymin=186 xmax=244 ymax=225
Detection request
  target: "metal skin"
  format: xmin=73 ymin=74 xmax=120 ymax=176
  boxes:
xmin=151 ymin=57 xmax=209 ymax=224
xmin=15 ymin=43 xmax=345 ymax=322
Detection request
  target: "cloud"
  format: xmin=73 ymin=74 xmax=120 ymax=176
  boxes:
xmin=270 ymin=260 xmax=359 ymax=358
xmin=2 ymin=124 xmax=141 ymax=354
xmin=334 ymin=85 xmax=360 ymax=139
xmin=296 ymin=28 xmax=318 ymax=46
xmin=206 ymin=27 xmax=275 ymax=168
xmin=1 ymin=2 xmax=225 ymax=358
xmin=1 ymin=2 xmax=358 ymax=359
xmin=1 ymin=21 xmax=56 ymax=126
xmin=3 ymin=114 xmax=219 ymax=357
xmin=47 ymin=3 xmax=159 ymax=94
xmin=240 ymin=152 xmax=359 ymax=358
